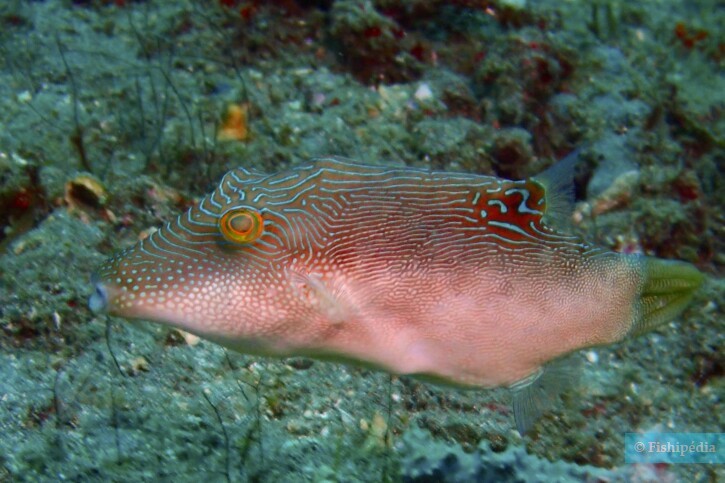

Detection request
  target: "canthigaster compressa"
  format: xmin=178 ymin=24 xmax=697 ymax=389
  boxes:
xmin=91 ymin=156 xmax=704 ymax=433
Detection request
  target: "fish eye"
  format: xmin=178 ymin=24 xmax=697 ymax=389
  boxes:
xmin=219 ymin=207 xmax=264 ymax=244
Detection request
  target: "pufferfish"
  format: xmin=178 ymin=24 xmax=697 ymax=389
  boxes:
xmin=89 ymin=156 xmax=704 ymax=433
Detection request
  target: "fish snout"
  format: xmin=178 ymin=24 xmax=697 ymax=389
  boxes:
xmin=89 ymin=274 xmax=111 ymax=313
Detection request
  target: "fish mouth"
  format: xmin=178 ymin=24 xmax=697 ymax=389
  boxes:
xmin=89 ymin=273 xmax=110 ymax=313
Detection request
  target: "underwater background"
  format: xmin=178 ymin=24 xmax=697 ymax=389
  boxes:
xmin=0 ymin=0 xmax=722 ymax=481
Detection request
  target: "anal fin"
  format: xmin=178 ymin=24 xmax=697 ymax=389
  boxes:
xmin=510 ymin=356 xmax=580 ymax=435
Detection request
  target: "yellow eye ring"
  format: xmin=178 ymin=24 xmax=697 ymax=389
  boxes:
xmin=219 ymin=207 xmax=264 ymax=244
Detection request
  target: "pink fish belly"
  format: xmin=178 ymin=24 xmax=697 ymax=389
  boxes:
xmin=315 ymin=264 xmax=636 ymax=389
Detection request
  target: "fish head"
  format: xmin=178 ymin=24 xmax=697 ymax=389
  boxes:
xmin=89 ymin=166 xmax=325 ymax=352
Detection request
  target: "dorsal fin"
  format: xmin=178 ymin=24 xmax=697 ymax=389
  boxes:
xmin=532 ymin=150 xmax=579 ymax=231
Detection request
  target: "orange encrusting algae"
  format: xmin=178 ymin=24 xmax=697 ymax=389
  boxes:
xmin=90 ymin=157 xmax=704 ymax=433
xmin=217 ymin=103 xmax=249 ymax=142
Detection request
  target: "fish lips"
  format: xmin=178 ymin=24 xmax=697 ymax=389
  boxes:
xmin=88 ymin=273 xmax=109 ymax=314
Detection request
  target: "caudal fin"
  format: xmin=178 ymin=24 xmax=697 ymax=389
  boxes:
xmin=631 ymin=258 xmax=705 ymax=336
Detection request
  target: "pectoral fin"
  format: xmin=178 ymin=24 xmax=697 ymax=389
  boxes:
xmin=288 ymin=270 xmax=355 ymax=325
